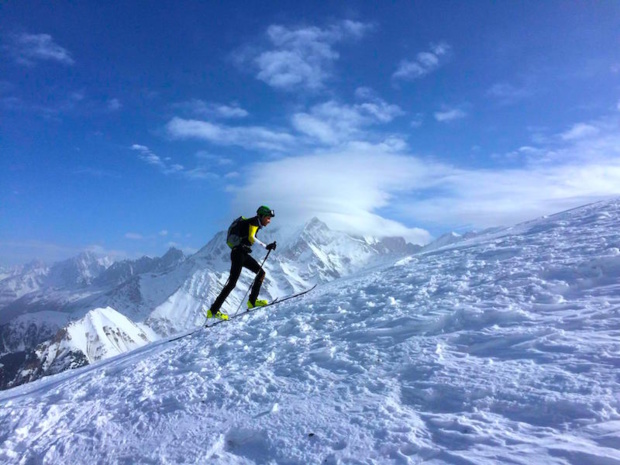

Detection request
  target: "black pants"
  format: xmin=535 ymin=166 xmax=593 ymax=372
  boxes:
xmin=210 ymin=247 xmax=266 ymax=312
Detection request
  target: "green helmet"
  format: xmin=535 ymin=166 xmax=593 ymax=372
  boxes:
xmin=257 ymin=205 xmax=274 ymax=217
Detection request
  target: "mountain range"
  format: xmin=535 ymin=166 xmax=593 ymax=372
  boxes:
xmin=0 ymin=218 xmax=421 ymax=390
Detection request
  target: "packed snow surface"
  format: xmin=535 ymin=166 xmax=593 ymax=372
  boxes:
xmin=1 ymin=199 xmax=620 ymax=464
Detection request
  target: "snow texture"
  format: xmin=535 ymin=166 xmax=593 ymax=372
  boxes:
xmin=1 ymin=199 xmax=620 ymax=464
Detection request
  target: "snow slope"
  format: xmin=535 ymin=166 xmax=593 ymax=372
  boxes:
xmin=1 ymin=199 xmax=619 ymax=464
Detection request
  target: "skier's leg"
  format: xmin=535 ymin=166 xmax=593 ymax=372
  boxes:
xmin=244 ymin=255 xmax=266 ymax=305
xmin=210 ymin=249 xmax=243 ymax=312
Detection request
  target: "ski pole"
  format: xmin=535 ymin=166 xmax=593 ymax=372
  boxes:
xmin=232 ymin=249 xmax=271 ymax=317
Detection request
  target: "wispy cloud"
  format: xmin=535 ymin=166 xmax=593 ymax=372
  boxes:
xmin=173 ymin=99 xmax=249 ymax=119
xmin=125 ymin=233 xmax=144 ymax=240
xmin=410 ymin=113 xmax=424 ymax=128
xmin=196 ymin=151 xmax=234 ymax=165
xmin=131 ymin=144 xmax=179 ymax=172
xmin=166 ymin=117 xmax=296 ymax=152
xmin=236 ymin=20 xmax=373 ymax=92
xmin=487 ymin=82 xmax=532 ymax=105
xmin=560 ymin=123 xmax=600 ymax=141
xmin=131 ymin=144 xmax=220 ymax=180
xmin=292 ymin=98 xmax=404 ymax=146
xmin=7 ymin=32 xmax=75 ymax=66
xmin=392 ymin=42 xmax=451 ymax=81
xmin=107 ymin=98 xmax=122 ymax=111
xmin=434 ymin=106 xmax=467 ymax=122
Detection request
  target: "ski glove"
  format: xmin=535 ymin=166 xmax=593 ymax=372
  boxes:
xmin=266 ymin=241 xmax=277 ymax=251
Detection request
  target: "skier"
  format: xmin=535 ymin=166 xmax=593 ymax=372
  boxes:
xmin=206 ymin=206 xmax=277 ymax=321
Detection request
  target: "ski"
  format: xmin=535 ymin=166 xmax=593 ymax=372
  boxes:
xmin=203 ymin=284 xmax=317 ymax=328
xmin=251 ymin=284 xmax=317 ymax=310
xmin=169 ymin=286 xmax=317 ymax=340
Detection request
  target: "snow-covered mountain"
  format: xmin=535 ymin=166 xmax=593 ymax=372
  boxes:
xmin=48 ymin=251 xmax=115 ymax=288
xmin=421 ymin=231 xmax=464 ymax=251
xmin=0 ymin=252 xmax=114 ymax=308
xmin=0 ymin=199 xmax=618 ymax=464
xmin=0 ymin=266 xmax=12 ymax=281
xmin=0 ymin=260 xmax=48 ymax=309
xmin=0 ymin=219 xmax=417 ymax=390
xmin=2 ymin=307 xmax=157 ymax=389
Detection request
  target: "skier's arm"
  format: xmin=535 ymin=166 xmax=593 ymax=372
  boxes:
xmin=248 ymin=224 xmax=267 ymax=248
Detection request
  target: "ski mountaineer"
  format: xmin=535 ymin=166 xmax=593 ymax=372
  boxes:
xmin=206 ymin=206 xmax=277 ymax=321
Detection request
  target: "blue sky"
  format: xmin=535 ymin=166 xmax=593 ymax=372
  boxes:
xmin=1 ymin=1 xmax=620 ymax=265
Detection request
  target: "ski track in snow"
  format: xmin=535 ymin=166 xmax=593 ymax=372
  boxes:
xmin=1 ymin=200 xmax=620 ymax=464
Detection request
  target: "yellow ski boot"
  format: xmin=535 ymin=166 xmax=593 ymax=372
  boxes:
xmin=206 ymin=309 xmax=229 ymax=320
xmin=247 ymin=299 xmax=268 ymax=310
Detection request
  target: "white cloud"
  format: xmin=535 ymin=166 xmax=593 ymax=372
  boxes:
xmin=399 ymin=165 xmax=620 ymax=230
xmin=125 ymin=233 xmax=144 ymax=240
xmin=166 ymin=117 xmax=296 ymax=151
xmin=131 ymin=144 xmax=167 ymax=169
xmin=169 ymin=92 xmax=402 ymax=152
xmin=238 ymin=20 xmax=373 ymax=91
xmin=131 ymin=144 xmax=185 ymax=174
xmin=231 ymin=115 xmax=620 ymax=241
xmin=487 ymin=82 xmax=532 ymax=105
xmin=230 ymin=145 xmax=439 ymax=244
xmin=195 ymin=151 xmax=233 ymax=165
xmin=354 ymin=86 xmax=376 ymax=100
xmin=292 ymin=99 xmax=404 ymax=145
xmin=131 ymin=144 xmax=220 ymax=180
xmin=159 ymin=230 xmax=169 ymax=237
xmin=291 ymin=112 xmax=337 ymax=144
xmin=434 ymin=107 xmax=467 ymax=122
xmin=174 ymin=99 xmax=249 ymax=119
xmin=182 ymin=167 xmax=218 ymax=180
xmin=560 ymin=123 xmax=600 ymax=141
xmin=216 ymin=105 xmax=249 ymax=119
xmin=393 ymin=42 xmax=451 ymax=81
xmin=399 ymin=115 xmax=620 ymax=228
xmin=411 ymin=114 xmax=424 ymax=128
xmin=9 ymin=33 xmax=74 ymax=66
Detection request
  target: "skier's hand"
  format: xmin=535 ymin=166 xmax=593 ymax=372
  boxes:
xmin=267 ymin=241 xmax=277 ymax=251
